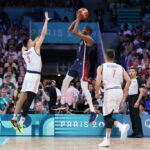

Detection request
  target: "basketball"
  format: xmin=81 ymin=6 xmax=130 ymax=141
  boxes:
xmin=79 ymin=8 xmax=88 ymax=20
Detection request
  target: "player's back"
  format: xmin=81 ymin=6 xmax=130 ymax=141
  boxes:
xmin=22 ymin=47 xmax=42 ymax=72
xmin=102 ymin=62 xmax=123 ymax=90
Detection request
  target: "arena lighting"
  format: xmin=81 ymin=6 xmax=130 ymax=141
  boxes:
xmin=57 ymin=74 xmax=61 ymax=77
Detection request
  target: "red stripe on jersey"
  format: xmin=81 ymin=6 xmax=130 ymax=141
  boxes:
xmin=82 ymin=55 xmax=88 ymax=82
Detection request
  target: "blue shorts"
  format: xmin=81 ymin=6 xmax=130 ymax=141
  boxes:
xmin=68 ymin=60 xmax=88 ymax=82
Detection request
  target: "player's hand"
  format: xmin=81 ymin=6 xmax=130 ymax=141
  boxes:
xmin=76 ymin=10 xmax=82 ymax=21
xmin=95 ymin=93 xmax=100 ymax=99
xmin=45 ymin=12 xmax=50 ymax=21
xmin=134 ymin=101 xmax=139 ymax=108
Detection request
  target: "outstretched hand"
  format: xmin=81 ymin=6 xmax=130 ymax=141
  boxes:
xmin=45 ymin=12 xmax=50 ymax=21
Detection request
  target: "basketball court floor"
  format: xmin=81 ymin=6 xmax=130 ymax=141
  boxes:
xmin=0 ymin=137 xmax=149 ymax=150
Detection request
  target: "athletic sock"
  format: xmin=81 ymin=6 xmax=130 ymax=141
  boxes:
xmin=115 ymin=121 xmax=123 ymax=131
xmin=19 ymin=117 xmax=25 ymax=125
xmin=106 ymin=132 xmax=111 ymax=140
xmin=13 ymin=114 xmax=18 ymax=120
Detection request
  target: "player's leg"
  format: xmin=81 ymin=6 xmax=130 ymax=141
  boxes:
xmin=10 ymin=92 xmax=27 ymax=131
xmin=99 ymin=113 xmax=114 ymax=147
xmin=61 ymin=75 xmax=74 ymax=105
xmin=18 ymin=91 xmax=36 ymax=134
xmin=51 ymin=69 xmax=76 ymax=110
xmin=80 ymin=79 xmax=97 ymax=123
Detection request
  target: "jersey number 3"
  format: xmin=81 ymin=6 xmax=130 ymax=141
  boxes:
xmin=113 ymin=69 xmax=116 ymax=78
xmin=27 ymin=56 xmax=31 ymax=63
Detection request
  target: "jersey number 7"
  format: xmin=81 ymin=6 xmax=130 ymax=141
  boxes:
xmin=113 ymin=69 xmax=116 ymax=78
xmin=27 ymin=56 xmax=31 ymax=63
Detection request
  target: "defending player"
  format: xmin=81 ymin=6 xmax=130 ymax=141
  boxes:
xmin=52 ymin=10 xmax=97 ymax=123
xmin=95 ymin=49 xmax=131 ymax=147
xmin=9 ymin=12 xmax=50 ymax=134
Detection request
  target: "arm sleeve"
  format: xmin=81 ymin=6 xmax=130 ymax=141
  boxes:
xmin=137 ymin=77 xmax=145 ymax=88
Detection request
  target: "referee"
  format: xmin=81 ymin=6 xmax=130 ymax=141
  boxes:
xmin=122 ymin=67 xmax=144 ymax=138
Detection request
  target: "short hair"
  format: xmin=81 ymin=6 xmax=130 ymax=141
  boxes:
xmin=23 ymin=37 xmax=29 ymax=48
xmin=129 ymin=67 xmax=137 ymax=73
xmin=5 ymin=75 xmax=11 ymax=79
xmin=85 ymin=26 xmax=93 ymax=35
xmin=93 ymin=101 xmax=99 ymax=105
xmin=105 ymin=49 xmax=115 ymax=60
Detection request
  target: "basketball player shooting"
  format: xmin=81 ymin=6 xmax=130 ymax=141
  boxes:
xmin=95 ymin=50 xmax=131 ymax=147
xmin=9 ymin=12 xmax=50 ymax=134
xmin=52 ymin=9 xmax=97 ymax=123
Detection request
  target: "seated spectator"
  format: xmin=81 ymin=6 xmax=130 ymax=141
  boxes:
xmin=4 ymin=45 xmax=17 ymax=60
xmin=1 ymin=75 xmax=15 ymax=89
xmin=34 ymin=101 xmax=47 ymax=114
xmin=0 ymin=88 xmax=12 ymax=111
xmin=58 ymin=104 xmax=72 ymax=114
xmin=84 ymin=101 xmax=101 ymax=114
xmin=4 ymin=56 xmax=17 ymax=69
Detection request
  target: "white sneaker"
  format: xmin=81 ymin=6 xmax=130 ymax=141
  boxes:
xmin=98 ymin=138 xmax=110 ymax=147
xmin=120 ymin=124 xmax=130 ymax=141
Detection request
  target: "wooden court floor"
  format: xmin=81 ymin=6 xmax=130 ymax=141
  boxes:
xmin=0 ymin=137 xmax=149 ymax=150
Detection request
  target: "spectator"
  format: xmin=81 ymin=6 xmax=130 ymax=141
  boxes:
xmin=65 ymin=82 xmax=77 ymax=110
xmin=58 ymin=103 xmax=72 ymax=114
xmin=84 ymin=101 xmax=101 ymax=114
xmin=44 ymin=80 xmax=57 ymax=114
xmin=120 ymin=18 xmax=132 ymax=31
xmin=0 ymin=88 xmax=12 ymax=111
xmin=1 ymin=75 xmax=15 ymax=89
xmin=34 ymin=101 xmax=47 ymax=114
xmin=51 ymin=80 xmax=61 ymax=101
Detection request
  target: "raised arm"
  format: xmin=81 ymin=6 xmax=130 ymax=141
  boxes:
xmin=72 ymin=11 xmax=93 ymax=47
xmin=35 ymin=12 xmax=50 ymax=55
xmin=68 ymin=19 xmax=77 ymax=33
xmin=95 ymin=65 xmax=102 ymax=99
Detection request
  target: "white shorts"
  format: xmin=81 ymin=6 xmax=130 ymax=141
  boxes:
xmin=21 ymin=72 xmax=40 ymax=94
xmin=103 ymin=89 xmax=123 ymax=116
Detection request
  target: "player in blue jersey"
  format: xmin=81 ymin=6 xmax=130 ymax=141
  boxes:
xmin=52 ymin=10 xmax=97 ymax=123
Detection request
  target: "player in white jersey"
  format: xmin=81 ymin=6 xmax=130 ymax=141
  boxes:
xmin=95 ymin=49 xmax=131 ymax=147
xmin=10 ymin=12 xmax=50 ymax=134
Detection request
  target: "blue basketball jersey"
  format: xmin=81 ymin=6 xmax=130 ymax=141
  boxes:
xmin=68 ymin=40 xmax=91 ymax=81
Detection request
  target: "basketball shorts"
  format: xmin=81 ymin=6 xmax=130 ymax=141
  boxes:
xmin=103 ymin=89 xmax=123 ymax=116
xmin=21 ymin=72 xmax=40 ymax=94
xmin=68 ymin=60 xmax=88 ymax=81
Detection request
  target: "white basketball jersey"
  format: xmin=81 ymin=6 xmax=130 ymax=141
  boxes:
xmin=102 ymin=62 xmax=123 ymax=90
xmin=22 ymin=47 xmax=42 ymax=72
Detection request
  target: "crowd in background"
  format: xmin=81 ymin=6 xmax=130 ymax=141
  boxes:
xmin=0 ymin=2 xmax=150 ymax=115
xmin=115 ymin=18 xmax=150 ymax=114
xmin=0 ymin=0 xmax=83 ymax=9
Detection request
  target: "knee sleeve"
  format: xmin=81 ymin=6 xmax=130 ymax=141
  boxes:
xmin=104 ymin=114 xmax=116 ymax=128
xmin=22 ymin=91 xmax=36 ymax=117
